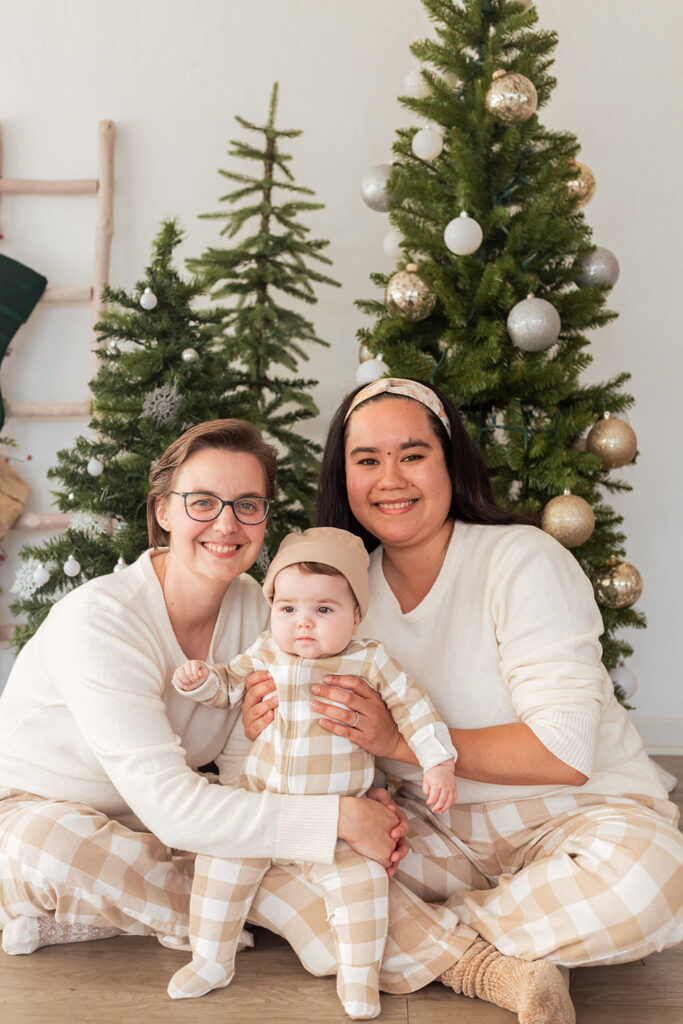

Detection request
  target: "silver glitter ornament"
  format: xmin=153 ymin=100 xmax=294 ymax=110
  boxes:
xmin=360 ymin=164 xmax=392 ymax=212
xmin=385 ymin=264 xmax=436 ymax=321
xmin=86 ymin=457 xmax=104 ymax=477
xmin=485 ymin=70 xmax=538 ymax=125
xmin=181 ymin=347 xmax=199 ymax=363
xmin=507 ymin=296 xmax=561 ymax=352
xmin=140 ymin=287 xmax=158 ymax=310
xmin=577 ymin=247 xmax=620 ymax=288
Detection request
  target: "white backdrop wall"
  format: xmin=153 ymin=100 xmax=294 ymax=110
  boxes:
xmin=0 ymin=0 xmax=681 ymax=749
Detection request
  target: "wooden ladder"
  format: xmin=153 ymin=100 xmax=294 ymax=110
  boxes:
xmin=0 ymin=120 xmax=115 ymax=644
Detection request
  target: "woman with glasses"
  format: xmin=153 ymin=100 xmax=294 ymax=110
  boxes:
xmin=0 ymin=419 xmax=408 ymax=957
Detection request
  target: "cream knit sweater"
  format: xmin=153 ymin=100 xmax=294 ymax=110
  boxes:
xmin=0 ymin=550 xmax=340 ymax=863
xmin=363 ymin=522 xmax=667 ymax=805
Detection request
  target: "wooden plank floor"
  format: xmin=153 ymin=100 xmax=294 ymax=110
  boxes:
xmin=1 ymin=756 xmax=681 ymax=1024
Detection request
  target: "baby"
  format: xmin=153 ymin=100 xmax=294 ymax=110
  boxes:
xmin=168 ymin=527 xmax=457 ymax=1020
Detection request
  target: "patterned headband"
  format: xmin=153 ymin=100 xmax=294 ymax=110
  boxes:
xmin=343 ymin=377 xmax=452 ymax=437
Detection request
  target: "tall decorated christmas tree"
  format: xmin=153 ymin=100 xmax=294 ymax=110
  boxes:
xmin=357 ymin=0 xmax=642 ymax=704
xmin=189 ymin=82 xmax=339 ymax=566
xmin=10 ymin=219 xmax=257 ymax=648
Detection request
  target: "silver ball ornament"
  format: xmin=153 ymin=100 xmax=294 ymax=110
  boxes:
xmin=355 ymin=358 xmax=389 ymax=385
xmin=403 ymin=68 xmax=431 ymax=99
xmin=444 ymin=212 xmax=483 ymax=255
xmin=181 ymin=347 xmax=199 ymax=363
xmin=360 ymin=164 xmax=392 ymax=212
xmin=507 ymin=296 xmax=561 ymax=352
xmin=577 ymin=247 xmax=620 ymax=288
xmin=108 ymin=340 xmax=120 ymax=355
xmin=113 ymin=557 xmax=127 ymax=574
xmin=87 ymin=457 xmax=104 ymax=477
xmin=383 ymin=229 xmax=404 ymax=261
xmin=412 ymin=127 xmax=444 ymax=161
xmin=63 ymin=554 xmax=81 ymax=578
xmin=385 ymin=264 xmax=436 ymax=321
xmin=609 ymin=665 xmax=638 ymax=700
xmin=140 ymin=287 xmax=158 ymax=311
xmin=32 ymin=564 xmax=51 ymax=587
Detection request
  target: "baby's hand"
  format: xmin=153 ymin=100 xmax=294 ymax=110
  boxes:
xmin=423 ymin=760 xmax=457 ymax=814
xmin=173 ymin=660 xmax=209 ymax=692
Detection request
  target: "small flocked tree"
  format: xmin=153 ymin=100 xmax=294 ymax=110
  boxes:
xmin=357 ymin=0 xmax=643 ymax=703
xmin=10 ymin=219 xmax=257 ymax=648
xmin=189 ymin=82 xmax=339 ymax=565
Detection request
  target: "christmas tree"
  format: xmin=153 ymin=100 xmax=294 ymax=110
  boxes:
xmin=188 ymin=82 xmax=339 ymax=565
xmin=10 ymin=219 xmax=256 ymax=648
xmin=356 ymin=0 xmax=642 ymax=704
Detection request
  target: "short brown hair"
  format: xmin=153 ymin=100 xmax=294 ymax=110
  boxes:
xmin=276 ymin=561 xmax=359 ymax=611
xmin=146 ymin=419 xmax=277 ymax=548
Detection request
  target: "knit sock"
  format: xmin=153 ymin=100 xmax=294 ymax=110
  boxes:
xmin=2 ymin=916 xmax=121 ymax=955
xmin=167 ymin=955 xmax=234 ymax=1000
xmin=336 ymin=963 xmax=381 ymax=1020
xmin=440 ymin=938 xmax=576 ymax=1024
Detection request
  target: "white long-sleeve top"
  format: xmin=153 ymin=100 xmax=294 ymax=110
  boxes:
xmin=0 ymin=550 xmax=340 ymax=863
xmin=362 ymin=522 xmax=667 ymax=805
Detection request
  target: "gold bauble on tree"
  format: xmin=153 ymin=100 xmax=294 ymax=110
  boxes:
xmin=541 ymin=491 xmax=595 ymax=548
xmin=384 ymin=263 xmax=436 ymax=321
xmin=586 ymin=413 xmax=638 ymax=469
xmin=593 ymin=557 xmax=643 ymax=609
xmin=567 ymin=160 xmax=596 ymax=207
xmin=358 ymin=343 xmax=374 ymax=363
xmin=485 ymin=69 xmax=538 ymax=125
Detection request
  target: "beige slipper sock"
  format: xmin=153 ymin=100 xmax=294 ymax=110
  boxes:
xmin=2 ymin=916 xmax=121 ymax=955
xmin=440 ymin=938 xmax=575 ymax=1024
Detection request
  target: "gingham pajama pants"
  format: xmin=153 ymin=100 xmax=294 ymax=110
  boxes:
xmin=1 ymin=788 xmax=682 ymax=990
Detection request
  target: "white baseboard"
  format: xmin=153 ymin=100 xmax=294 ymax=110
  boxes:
xmin=631 ymin=716 xmax=683 ymax=755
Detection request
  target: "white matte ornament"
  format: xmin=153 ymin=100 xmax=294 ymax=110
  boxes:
xmin=360 ymin=164 xmax=392 ymax=212
xmin=609 ymin=665 xmax=638 ymax=700
xmin=383 ymin=229 xmax=404 ymax=261
xmin=507 ymin=296 xmax=561 ymax=352
xmin=444 ymin=212 xmax=483 ymax=256
xmin=403 ymin=68 xmax=431 ymax=99
xmin=113 ymin=557 xmax=127 ymax=573
xmin=63 ymin=555 xmax=81 ymax=578
xmin=87 ymin=457 xmax=104 ymax=477
xmin=140 ymin=287 xmax=158 ymax=310
xmin=181 ymin=347 xmax=199 ymax=363
xmin=577 ymin=247 xmax=620 ymax=288
xmin=355 ymin=358 xmax=389 ymax=385
xmin=32 ymin=564 xmax=51 ymax=587
xmin=412 ymin=127 xmax=444 ymax=161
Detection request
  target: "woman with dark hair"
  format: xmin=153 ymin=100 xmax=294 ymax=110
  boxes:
xmin=0 ymin=419 xmax=407 ymax=959
xmin=245 ymin=378 xmax=683 ymax=1022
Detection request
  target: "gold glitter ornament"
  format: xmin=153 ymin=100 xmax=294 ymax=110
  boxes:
xmin=384 ymin=264 xmax=436 ymax=322
xmin=586 ymin=413 xmax=637 ymax=469
xmin=485 ymin=69 xmax=538 ymax=125
xmin=593 ymin=558 xmax=643 ymax=609
xmin=541 ymin=491 xmax=595 ymax=548
xmin=567 ymin=160 xmax=596 ymax=207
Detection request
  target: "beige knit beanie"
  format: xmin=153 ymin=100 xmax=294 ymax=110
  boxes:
xmin=262 ymin=527 xmax=370 ymax=620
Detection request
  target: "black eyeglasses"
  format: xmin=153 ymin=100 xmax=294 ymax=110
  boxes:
xmin=171 ymin=491 xmax=272 ymax=525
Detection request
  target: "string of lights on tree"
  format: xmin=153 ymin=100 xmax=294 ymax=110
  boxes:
xmin=356 ymin=0 xmax=642 ymax=704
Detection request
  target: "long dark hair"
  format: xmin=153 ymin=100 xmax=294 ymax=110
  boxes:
xmin=317 ymin=380 xmax=526 ymax=552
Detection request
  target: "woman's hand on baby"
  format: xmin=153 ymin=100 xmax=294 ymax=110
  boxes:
xmin=338 ymin=793 xmax=409 ymax=875
xmin=311 ymin=675 xmax=403 ymax=760
xmin=242 ymin=671 xmax=278 ymax=741
xmin=422 ymin=761 xmax=458 ymax=814
xmin=173 ymin=660 xmax=209 ymax=692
